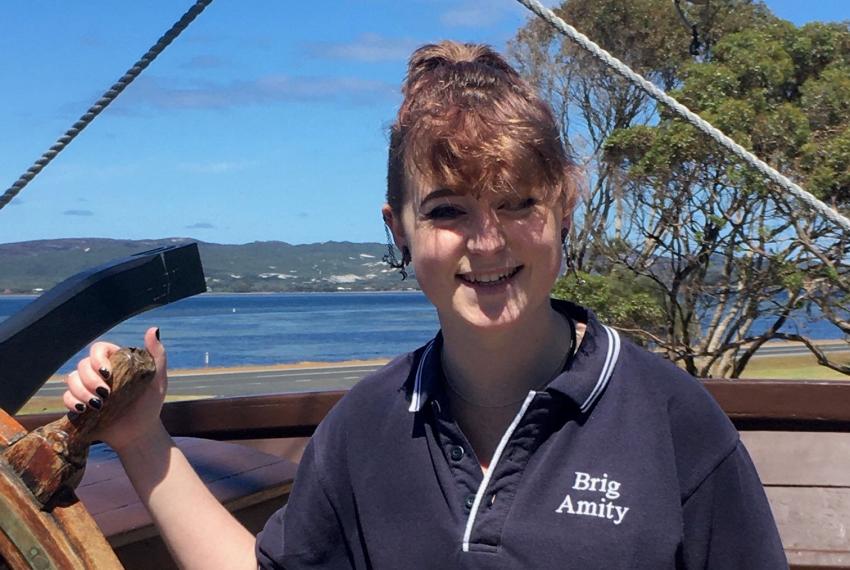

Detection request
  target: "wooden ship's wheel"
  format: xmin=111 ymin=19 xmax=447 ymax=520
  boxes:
xmin=0 ymin=348 xmax=156 ymax=569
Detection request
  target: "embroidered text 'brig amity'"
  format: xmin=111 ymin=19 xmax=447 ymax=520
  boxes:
xmin=555 ymin=471 xmax=629 ymax=525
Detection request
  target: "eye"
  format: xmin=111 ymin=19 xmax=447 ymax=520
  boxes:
xmin=499 ymin=198 xmax=537 ymax=212
xmin=425 ymin=204 xmax=465 ymax=220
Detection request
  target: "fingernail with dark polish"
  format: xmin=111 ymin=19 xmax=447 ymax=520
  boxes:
xmin=89 ymin=397 xmax=102 ymax=410
xmin=74 ymin=403 xmax=85 ymax=412
xmin=155 ymin=328 xmax=161 ymax=341
xmin=96 ymin=386 xmax=110 ymax=400
xmin=99 ymin=367 xmax=111 ymax=380
xmin=67 ymin=411 xmax=79 ymax=421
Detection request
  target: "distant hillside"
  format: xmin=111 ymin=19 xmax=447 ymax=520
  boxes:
xmin=0 ymin=238 xmax=419 ymax=294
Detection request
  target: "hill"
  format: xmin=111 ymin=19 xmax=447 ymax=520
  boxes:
xmin=0 ymin=238 xmax=419 ymax=294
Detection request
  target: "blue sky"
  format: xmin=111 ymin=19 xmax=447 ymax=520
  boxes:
xmin=1 ymin=1 xmax=845 ymax=245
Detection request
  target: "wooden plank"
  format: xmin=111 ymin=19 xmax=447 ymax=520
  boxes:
xmin=161 ymin=391 xmax=346 ymax=439
xmin=231 ymin=437 xmax=310 ymax=464
xmin=111 ymin=499 xmax=284 ymax=570
xmin=703 ymin=380 xmax=850 ymax=431
xmin=76 ymin=437 xmax=297 ymax=547
xmin=742 ymin=432 xmax=850 ymax=487
xmin=17 ymin=391 xmax=347 ymax=439
xmin=767 ymin=487 xmax=850 ymax=568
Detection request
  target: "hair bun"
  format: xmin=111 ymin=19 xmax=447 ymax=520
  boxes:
xmin=404 ymin=41 xmax=518 ymax=98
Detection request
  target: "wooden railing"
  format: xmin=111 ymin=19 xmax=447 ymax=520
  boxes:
xmin=16 ymin=379 xmax=850 ymax=570
xmin=19 ymin=379 xmax=850 ymax=436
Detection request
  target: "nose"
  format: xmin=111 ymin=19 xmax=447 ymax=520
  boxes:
xmin=466 ymin=210 xmax=506 ymax=255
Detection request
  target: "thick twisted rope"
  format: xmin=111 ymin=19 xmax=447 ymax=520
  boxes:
xmin=0 ymin=0 xmax=214 ymax=211
xmin=514 ymin=0 xmax=850 ymax=235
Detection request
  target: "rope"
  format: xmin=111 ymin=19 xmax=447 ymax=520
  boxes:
xmin=514 ymin=0 xmax=850 ymax=235
xmin=0 ymin=0 xmax=215 ymax=211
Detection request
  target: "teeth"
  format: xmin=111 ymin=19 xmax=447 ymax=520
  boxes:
xmin=476 ymin=272 xmax=510 ymax=283
xmin=461 ymin=267 xmax=520 ymax=284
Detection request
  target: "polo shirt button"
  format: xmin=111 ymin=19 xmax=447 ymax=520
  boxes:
xmin=464 ymin=494 xmax=476 ymax=511
xmin=450 ymin=445 xmax=465 ymax=461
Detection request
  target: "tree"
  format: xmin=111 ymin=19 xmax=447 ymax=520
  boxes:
xmin=509 ymin=0 xmax=774 ymax=273
xmin=513 ymin=1 xmax=850 ymax=376
xmin=551 ymin=269 xmax=665 ymax=345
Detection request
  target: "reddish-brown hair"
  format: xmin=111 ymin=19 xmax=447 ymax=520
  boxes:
xmin=387 ymin=41 xmax=577 ymax=215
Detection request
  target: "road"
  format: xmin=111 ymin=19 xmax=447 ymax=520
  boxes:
xmin=38 ymin=363 xmax=385 ymax=399
xmin=750 ymin=341 xmax=847 ymax=357
xmin=36 ymin=341 xmax=848 ymax=400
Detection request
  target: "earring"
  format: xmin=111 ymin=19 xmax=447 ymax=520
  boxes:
xmin=400 ymin=247 xmax=411 ymax=280
xmin=560 ymin=228 xmax=569 ymax=277
xmin=382 ymin=223 xmax=410 ymax=280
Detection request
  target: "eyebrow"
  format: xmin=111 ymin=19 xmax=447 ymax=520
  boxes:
xmin=419 ymin=188 xmax=460 ymax=208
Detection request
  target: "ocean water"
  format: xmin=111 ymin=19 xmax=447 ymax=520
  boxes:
xmin=0 ymin=292 xmax=440 ymax=373
xmin=0 ymin=292 xmax=842 ymax=375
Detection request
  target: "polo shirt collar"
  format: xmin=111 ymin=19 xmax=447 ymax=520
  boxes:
xmin=407 ymin=300 xmax=621 ymax=414
xmin=546 ymin=299 xmax=621 ymax=413
xmin=407 ymin=332 xmax=442 ymax=413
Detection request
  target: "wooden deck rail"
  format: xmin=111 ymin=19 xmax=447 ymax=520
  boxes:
xmin=18 ymin=379 xmax=850 ymax=437
xmin=14 ymin=379 xmax=850 ymax=569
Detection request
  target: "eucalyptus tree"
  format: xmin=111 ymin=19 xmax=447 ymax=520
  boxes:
xmin=512 ymin=1 xmax=850 ymax=376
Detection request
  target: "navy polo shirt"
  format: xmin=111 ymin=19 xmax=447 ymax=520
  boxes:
xmin=257 ymin=300 xmax=787 ymax=569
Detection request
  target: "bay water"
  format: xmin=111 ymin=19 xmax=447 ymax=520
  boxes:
xmin=0 ymin=292 xmax=841 ymax=375
xmin=0 ymin=292 xmax=440 ymax=373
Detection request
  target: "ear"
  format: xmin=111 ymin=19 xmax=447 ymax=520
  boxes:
xmin=382 ymin=204 xmax=408 ymax=250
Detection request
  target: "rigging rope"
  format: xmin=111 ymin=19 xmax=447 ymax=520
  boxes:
xmin=0 ymin=0 xmax=214 ymax=211
xmin=514 ymin=0 xmax=850 ymax=235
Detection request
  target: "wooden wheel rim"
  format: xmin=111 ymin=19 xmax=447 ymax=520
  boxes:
xmin=0 ymin=409 xmax=122 ymax=570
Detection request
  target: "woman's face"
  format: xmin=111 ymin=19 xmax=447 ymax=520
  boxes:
xmin=384 ymin=174 xmax=567 ymax=332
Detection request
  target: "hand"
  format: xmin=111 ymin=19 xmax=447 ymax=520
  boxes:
xmin=63 ymin=327 xmax=167 ymax=453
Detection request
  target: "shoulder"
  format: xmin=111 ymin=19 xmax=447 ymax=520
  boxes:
xmin=328 ymin=349 xmax=419 ymax=421
xmin=610 ymin=335 xmax=740 ymax=498
xmin=309 ymin=343 xmax=425 ymax=452
xmin=613 ymin=337 xmax=726 ymax=418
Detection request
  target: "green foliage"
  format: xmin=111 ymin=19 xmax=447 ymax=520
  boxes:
xmin=551 ymin=0 xmax=691 ymax=85
xmin=802 ymin=127 xmax=850 ymax=201
xmin=610 ymin=18 xmax=850 ymax=204
xmin=710 ymin=25 xmax=797 ymax=99
xmin=791 ymin=22 xmax=850 ymax=78
xmin=517 ymin=1 xmax=850 ymax=376
xmin=801 ymin=66 xmax=850 ymax=130
xmin=551 ymin=270 xmax=665 ymax=342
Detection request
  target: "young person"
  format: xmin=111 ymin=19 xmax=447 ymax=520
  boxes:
xmin=63 ymin=41 xmax=787 ymax=569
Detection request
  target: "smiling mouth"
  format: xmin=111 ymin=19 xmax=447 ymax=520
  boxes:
xmin=457 ymin=266 xmax=523 ymax=286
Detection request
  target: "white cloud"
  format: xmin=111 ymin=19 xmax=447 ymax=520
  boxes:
xmin=305 ymin=34 xmax=419 ymax=62
xmin=119 ymin=74 xmax=396 ymax=111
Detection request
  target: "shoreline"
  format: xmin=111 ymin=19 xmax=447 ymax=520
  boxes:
xmin=42 ymin=340 xmax=850 ymax=384
xmin=46 ymin=357 xmax=392 ymax=384
xmin=1 ymin=290 xmax=424 ymax=299
xmin=169 ymin=358 xmax=391 ymax=376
